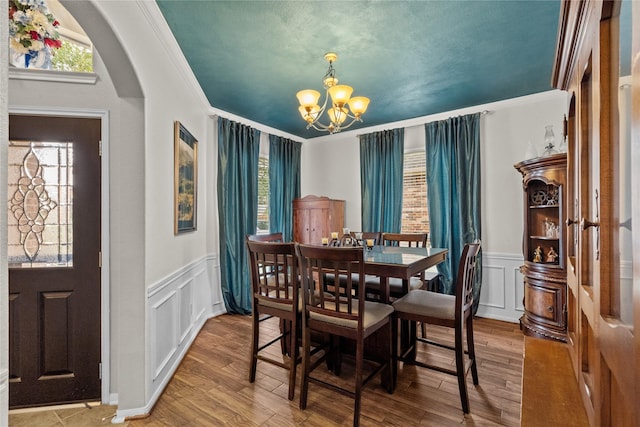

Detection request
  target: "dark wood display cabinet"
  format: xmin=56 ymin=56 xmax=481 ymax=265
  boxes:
xmin=293 ymin=195 xmax=345 ymax=244
xmin=514 ymin=153 xmax=567 ymax=342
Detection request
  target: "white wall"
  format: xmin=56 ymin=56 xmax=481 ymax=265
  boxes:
xmin=301 ymin=90 xmax=568 ymax=322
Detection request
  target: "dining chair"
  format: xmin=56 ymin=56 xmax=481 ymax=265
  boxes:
xmin=391 ymin=242 xmax=481 ymax=413
xmin=382 ymin=233 xmax=441 ymax=291
xmin=246 ymin=232 xmax=284 ymax=242
xmin=296 ymin=244 xmax=394 ymax=427
xmin=325 ymin=232 xmax=381 ymax=295
xmin=246 ymin=239 xmax=300 ymax=400
xmin=364 ymin=232 xmax=431 ymax=300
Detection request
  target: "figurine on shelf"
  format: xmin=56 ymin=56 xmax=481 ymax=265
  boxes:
xmin=533 ymin=246 xmax=543 ymax=263
xmin=546 ymin=246 xmax=558 ymax=263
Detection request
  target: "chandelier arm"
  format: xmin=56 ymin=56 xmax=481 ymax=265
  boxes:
xmin=309 ymin=115 xmax=362 ymax=133
xmin=307 ymin=120 xmax=331 ymax=131
xmin=306 ymin=88 xmax=331 ymax=128
xmin=334 ymin=117 xmax=361 ymax=132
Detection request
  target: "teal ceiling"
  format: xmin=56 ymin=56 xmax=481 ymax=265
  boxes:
xmin=156 ymin=1 xmax=561 ymax=139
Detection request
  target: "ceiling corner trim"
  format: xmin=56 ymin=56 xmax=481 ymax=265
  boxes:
xmin=136 ymin=0 xmax=210 ymax=110
xmin=208 ymin=107 xmax=308 ymax=144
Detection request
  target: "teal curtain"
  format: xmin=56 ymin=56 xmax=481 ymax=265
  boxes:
xmin=268 ymin=135 xmax=301 ymax=242
xmin=217 ymin=118 xmax=261 ymax=314
xmin=359 ymin=128 xmax=404 ymax=233
xmin=425 ymin=113 xmax=482 ymax=313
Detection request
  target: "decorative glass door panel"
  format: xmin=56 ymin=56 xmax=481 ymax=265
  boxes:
xmin=8 ymin=140 xmax=73 ymax=268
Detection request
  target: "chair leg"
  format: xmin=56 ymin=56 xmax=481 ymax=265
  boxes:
xmin=287 ymin=316 xmax=298 ymax=401
xmin=390 ymin=317 xmax=399 ymax=393
xmin=353 ymin=337 xmax=364 ymax=427
xmin=454 ymin=324 xmax=470 ymax=414
xmin=249 ymin=312 xmax=259 ymax=383
xmin=330 ymin=334 xmax=342 ymax=376
xmin=299 ymin=322 xmax=311 ymax=410
xmin=379 ymin=319 xmax=394 ymax=393
xmin=280 ymin=319 xmax=288 ymax=355
xmin=466 ymin=315 xmax=479 ymax=385
xmin=420 ymin=321 xmax=427 ymax=339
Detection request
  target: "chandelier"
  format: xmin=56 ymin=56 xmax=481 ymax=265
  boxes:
xmin=296 ymin=52 xmax=370 ymax=134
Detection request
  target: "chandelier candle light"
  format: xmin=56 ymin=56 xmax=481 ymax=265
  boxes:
xmin=297 ymin=52 xmax=370 ymax=134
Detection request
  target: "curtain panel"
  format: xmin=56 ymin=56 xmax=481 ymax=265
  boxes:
xmin=217 ymin=117 xmax=261 ymax=314
xmin=425 ymin=113 xmax=482 ymax=313
xmin=268 ymin=135 xmax=301 ymax=242
xmin=359 ymin=128 xmax=404 ymax=233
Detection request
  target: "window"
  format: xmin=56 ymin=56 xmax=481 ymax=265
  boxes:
xmin=52 ymin=40 xmax=93 ymax=73
xmin=256 ymin=156 xmax=270 ymax=233
xmin=401 ymin=151 xmax=429 ymax=239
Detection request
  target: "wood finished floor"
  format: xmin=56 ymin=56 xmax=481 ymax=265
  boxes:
xmin=128 ymin=314 xmax=524 ymax=427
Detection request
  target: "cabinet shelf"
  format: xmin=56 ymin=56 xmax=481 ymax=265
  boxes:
xmin=527 ymin=261 xmax=561 ymax=267
xmin=530 ymin=236 xmax=560 ymax=240
xmin=529 ymin=205 xmax=559 ymax=209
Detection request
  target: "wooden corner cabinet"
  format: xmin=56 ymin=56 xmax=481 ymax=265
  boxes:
xmin=514 ymin=153 xmax=567 ymax=342
xmin=293 ymin=195 xmax=345 ymax=244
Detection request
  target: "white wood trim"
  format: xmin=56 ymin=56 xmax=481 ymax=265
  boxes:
xmin=9 ymin=68 xmax=98 ymax=84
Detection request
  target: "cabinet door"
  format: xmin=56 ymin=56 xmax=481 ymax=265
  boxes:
xmin=293 ymin=207 xmax=310 ymax=243
xmin=308 ymin=207 xmax=329 ymax=244
xmin=524 ymin=278 xmax=564 ymax=327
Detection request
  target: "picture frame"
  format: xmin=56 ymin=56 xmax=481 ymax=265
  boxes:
xmin=174 ymin=121 xmax=198 ymax=234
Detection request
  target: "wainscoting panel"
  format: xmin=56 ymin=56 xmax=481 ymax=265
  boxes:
xmin=151 ymin=290 xmax=177 ymax=381
xmin=481 ymin=265 xmax=506 ymax=309
xmin=142 ymin=254 xmax=225 ymax=419
xmin=477 ymin=252 xmax=525 ymax=323
xmin=178 ymin=278 xmax=193 ymax=345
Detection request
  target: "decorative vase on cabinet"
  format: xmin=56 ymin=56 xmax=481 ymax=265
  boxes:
xmin=514 ymin=153 xmax=567 ymax=342
xmin=293 ymin=195 xmax=345 ymax=244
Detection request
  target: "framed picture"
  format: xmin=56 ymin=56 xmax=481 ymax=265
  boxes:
xmin=174 ymin=121 xmax=198 ymax=234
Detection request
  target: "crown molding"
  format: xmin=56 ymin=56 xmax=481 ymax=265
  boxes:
xmin=9 ymin=67 xmax=97 ymax=84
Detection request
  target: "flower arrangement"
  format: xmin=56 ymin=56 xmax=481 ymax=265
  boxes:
xmin=9 ymin=0 xmax=61 ymax=61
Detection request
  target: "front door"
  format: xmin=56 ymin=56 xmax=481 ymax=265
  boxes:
xmin=8 ymin=115 xmax=101 ymax=408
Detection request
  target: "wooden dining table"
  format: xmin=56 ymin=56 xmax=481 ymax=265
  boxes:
xmin=282 ymin=244 xmax=449 ymax=390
